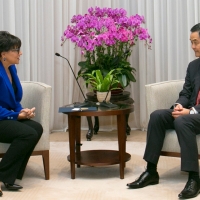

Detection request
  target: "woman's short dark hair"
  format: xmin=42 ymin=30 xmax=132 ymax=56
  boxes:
xmin=0 ymin=31 xmax=21 ymax=57
xmin=190 ymin=23 xmax=200 ymax=37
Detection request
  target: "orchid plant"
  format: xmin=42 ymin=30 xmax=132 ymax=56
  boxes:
xmin=62 ymin=7 xmax=152 ymax=88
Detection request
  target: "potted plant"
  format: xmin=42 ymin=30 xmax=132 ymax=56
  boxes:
xmin=81 ymin=69 xmax=120 ymax=102
xmin=61 ymin=7 xmax=152 ymax=90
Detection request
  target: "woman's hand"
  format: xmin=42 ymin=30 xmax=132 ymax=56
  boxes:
xmin=18 ymin=107 xmax=36 ymax=120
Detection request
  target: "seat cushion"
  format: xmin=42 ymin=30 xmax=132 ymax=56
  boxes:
xmin=162 ymin=130 xmax=200 ymax=153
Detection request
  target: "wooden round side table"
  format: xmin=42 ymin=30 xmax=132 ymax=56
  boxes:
xmin=60 ymin=104 xmax=134 ymax=179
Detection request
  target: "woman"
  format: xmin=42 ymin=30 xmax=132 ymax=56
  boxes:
xmin=0 ymin=31 xmax=43 ymax=196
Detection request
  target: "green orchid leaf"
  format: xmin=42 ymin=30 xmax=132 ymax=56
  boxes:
xmin=121 ymin=74 xmax=127 ymax=87
xmin=78 ymin=61 xmax=86 ymax=68
xmin=126 ymin=72 xmax=136 ymax=82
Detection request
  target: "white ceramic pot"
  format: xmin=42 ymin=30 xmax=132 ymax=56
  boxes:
xmin=97 ymin=91 xmax=111 ymax=102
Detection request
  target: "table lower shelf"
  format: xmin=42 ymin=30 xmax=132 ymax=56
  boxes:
xmin=67 ymin=150 xmax=131 ymax=166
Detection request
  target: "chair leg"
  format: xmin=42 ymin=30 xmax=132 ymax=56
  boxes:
xmin=94 ymin=116 xmax=99 ymax=134
xmin=125 ymin=114 xmax=131 ymax=135
xmin=86 ymin=117 xmax=93 ymax=141
xmin=42 ymin=150 xmax=50 ymax=180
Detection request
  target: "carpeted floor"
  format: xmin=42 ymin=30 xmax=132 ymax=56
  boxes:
xmin=49 ymin=130 xmax=147 ymax=142
xmin=1 ymin=130 xmax=190 ymax=200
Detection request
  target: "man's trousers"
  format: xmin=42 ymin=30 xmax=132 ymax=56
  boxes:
xmin=143 ymin=109 xmax=200 ymax=172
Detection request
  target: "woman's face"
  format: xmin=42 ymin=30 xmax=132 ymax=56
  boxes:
xmin=1 ymin=48 xmax=22 ymax=66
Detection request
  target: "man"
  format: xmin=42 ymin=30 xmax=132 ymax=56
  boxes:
xmin=127 ymin=23 xmax=200 ymax=199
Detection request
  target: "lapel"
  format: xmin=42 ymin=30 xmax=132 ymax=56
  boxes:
xmin=0 ymin=62 xmax=22 ymax=102
xmin=9 ymin=65 xmax=23 ymax=102
xmin=195 ymin=60 xmax=200 ymax=94
xmin=190 ymin=59 xmax=200 ymax=105
xmin=0 ymin=62 xmax=15 ymax=99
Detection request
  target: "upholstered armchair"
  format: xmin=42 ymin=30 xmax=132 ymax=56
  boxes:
xmin=145 ymin=79 xmax=200 ymax=158
xmin=0 ymin=81 xmax=52 ymax=180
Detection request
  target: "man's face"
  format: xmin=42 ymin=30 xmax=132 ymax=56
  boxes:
xmin=190 ymin=31 xmax=200 ymax=57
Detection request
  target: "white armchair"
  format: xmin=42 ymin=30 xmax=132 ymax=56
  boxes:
xmin=0 ymin=81 xmax=52 ymax=180
xmin=145 ymin=80 xmax=200 ymax=158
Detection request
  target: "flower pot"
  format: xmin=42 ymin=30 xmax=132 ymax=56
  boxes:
xmin=97 ymin=91 xmax=111 ymax=102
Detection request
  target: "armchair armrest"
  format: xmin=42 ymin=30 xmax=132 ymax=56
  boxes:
xmin=21 ymin=81 xmax=52 ymax=150
xmin=145 ymin=80 xmax=184 ymax=119
xmin=21 ymin=81 xmax=52 ymax=180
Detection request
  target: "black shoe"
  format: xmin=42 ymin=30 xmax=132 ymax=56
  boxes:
xmin=3 ymin=183 xmax=23 ymax=190
xmin=178 ymin=179 xmax=200 ymax=199
xmin=127 ymin=171 xmax=159 ymax=189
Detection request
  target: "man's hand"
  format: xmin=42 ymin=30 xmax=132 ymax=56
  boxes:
xmin=172 ymin=104 xmax=190 ymax=118
xmin=173 ymin=104 xmax=183 ymax=111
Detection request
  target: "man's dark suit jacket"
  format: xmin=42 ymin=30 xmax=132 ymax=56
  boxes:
xmin=176 ymin=58 xmax=200 ymax=112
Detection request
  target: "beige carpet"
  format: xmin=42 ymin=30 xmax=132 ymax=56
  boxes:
xmin=1 ymin=131 xmax=190 ymax=199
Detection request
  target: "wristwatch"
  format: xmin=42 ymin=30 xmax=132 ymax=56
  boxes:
xmin=189 ymin=109 xmax=195 ymax=114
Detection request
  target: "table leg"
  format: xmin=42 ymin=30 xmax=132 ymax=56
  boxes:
xmin=86 ymin=117 xmax=93 ymax=141
xmin=75 ymin=116 xmax=81 ymax=168
xmin=117 ymin=114 xmax=126 ymax=179
xmin=68 ymin=115 xmax=81 ymax=179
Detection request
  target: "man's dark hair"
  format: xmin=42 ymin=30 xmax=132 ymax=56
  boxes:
xmin=0 ymin=31 xmax=21 ymax=57
xmin=190 ymin=23 xmax=200 ymax=37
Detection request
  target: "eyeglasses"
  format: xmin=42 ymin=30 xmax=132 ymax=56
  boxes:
xmin=10 ymin=49 xmax=20 ymax=53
